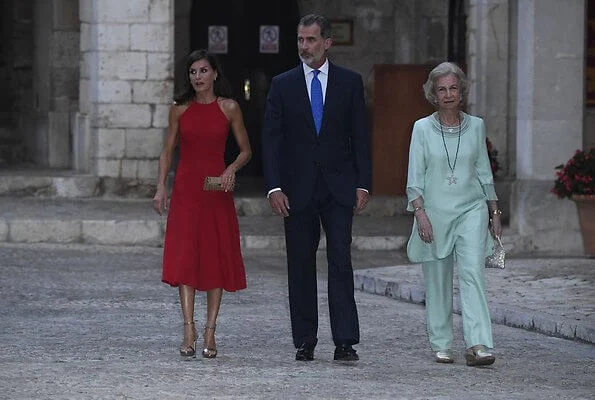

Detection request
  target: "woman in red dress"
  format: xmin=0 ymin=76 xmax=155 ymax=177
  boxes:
xmin=153 ymin=50 xmax=251 ymax=359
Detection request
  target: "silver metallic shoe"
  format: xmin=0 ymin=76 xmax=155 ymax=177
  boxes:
xmin=465 ymin=345 xmax=495 ymax=366
xmin=435 ymin=350 xmax=454 ymax=363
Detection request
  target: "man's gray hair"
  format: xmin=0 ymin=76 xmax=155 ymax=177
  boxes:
xmin=298 ymin=14 xmax=332 ymax=39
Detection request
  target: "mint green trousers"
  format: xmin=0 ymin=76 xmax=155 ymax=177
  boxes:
xmin=421 ymin=214 xmax=494 ymax=351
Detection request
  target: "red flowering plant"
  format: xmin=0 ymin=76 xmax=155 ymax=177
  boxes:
xmin=486 ymin=138 xmax=500 ymax=177
xmin=551 ymin=148 xmax=595 ymax=199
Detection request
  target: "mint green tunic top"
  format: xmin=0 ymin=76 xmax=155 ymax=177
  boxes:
xmin=406 ymin=112 xmax=497 ymax=263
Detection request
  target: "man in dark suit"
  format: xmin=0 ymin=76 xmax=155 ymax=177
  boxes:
xmin=261 ymin=14 xmax=372 ymax=362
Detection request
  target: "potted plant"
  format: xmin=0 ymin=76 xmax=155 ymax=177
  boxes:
xmin=551 ymin=148 xmax=595 ymax=256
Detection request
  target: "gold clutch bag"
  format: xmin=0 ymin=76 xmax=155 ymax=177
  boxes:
xmin=485 ymin=236 xmax=505 ymax=269
xmin=203 ymin=176 xmax=225 ymax=191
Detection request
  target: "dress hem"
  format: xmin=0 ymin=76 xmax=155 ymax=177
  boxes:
xmin=162 ymin=279 xmax=246 ymax=293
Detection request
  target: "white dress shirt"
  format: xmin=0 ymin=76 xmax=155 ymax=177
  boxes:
xmin=303 ymin=59 xmax=329 ymax=104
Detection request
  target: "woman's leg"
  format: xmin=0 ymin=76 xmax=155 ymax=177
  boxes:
xmin=204 ymin=288 xmax=223 ymax=351
xmin=422 ymin=253 xmax=455 ymax=351
xmin=455 ymin=208 xmax=493 ymax=349
xmin=179 ymin=284 xmax=197 ymax=350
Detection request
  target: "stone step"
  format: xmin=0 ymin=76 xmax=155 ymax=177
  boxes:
xmin=0 ymin=196 xmax=524 ymax=253
xmin=0 ymin=171 xmax=411 ymax=216
xmin=0 ymin=171 xmax=99 ymax=197
xmin=0 ymin=197 xmax=414 ymax=250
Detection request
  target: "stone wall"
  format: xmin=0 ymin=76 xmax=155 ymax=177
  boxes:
xmin=298 ymin=0 xmax=448 ymax=100
xmin=79 ymin=0 xmax=174 ymax=183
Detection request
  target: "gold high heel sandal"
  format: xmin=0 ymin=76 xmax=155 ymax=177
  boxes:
xmin=202 ymin=324 xmax=217 ymax=358
xmin=179 ymin=321 xmax=197 ymax=358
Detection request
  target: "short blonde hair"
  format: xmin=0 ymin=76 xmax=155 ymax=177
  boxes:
xmin=423 ymin=62 xmax=469 ymax=107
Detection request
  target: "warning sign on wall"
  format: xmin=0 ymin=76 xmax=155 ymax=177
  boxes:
xmin=208 ymin=26 xmax=228 ymax=54
xmin=260 ymin=25 xmax=279 ymax=54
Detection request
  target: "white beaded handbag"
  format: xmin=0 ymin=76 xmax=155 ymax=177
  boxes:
xmin=485 ymin=236 xmax=506 ymax=269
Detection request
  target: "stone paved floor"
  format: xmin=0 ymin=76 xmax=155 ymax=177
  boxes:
xmin=0 ymin=244 xmax=593 ymax=399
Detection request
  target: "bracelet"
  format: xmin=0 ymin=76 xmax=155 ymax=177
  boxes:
xmin=413 ymin=206 xmax=424 ymax=213
xmin=491 ymin=209 xmax=502 ymax=216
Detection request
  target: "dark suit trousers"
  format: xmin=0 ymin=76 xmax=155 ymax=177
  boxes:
xmin=284 ymin=171 xmax=360 ymax=348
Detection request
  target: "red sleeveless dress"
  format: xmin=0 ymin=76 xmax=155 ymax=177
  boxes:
xmin=162 ymin=101 xmax=247 ymax=292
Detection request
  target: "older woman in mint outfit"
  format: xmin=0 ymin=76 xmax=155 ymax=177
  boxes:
xmin=406 ymin=62 xmax=502 ymax=366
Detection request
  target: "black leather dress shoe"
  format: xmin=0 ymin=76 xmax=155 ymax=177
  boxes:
xmin=333 ymin=345 xmax=359 ymax=361
xmin=295 ymin=343 xmax=315 ymax=361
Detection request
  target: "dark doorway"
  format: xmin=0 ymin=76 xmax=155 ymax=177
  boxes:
xmin=448 ymin=0 xmax=466 ymax=65
xmin=190 ymin=0 xmax=300 ymax=192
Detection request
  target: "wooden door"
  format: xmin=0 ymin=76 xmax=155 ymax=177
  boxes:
xmin=372 ymin=65 xmax=435 ymax=196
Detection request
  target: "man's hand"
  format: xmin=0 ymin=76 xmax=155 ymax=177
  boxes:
xmin=354 ymin=189 xmax=370 ymax=214
xmin=269 ymin=191 xmax=290 ymax=217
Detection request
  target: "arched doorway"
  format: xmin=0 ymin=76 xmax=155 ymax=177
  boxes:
xmin=189 ymin=0 xmax=300 ymax=192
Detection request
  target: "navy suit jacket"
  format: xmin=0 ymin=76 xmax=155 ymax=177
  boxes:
xmin=262 ymin=62 xmax=372 ymax=212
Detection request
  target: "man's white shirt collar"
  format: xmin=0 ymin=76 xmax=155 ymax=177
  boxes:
xmin=303 ymin=59 xmax=329 ymax=76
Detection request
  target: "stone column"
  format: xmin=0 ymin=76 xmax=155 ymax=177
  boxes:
xmin=510 ymin=0 xmax=585 ymax=254
xmin=79 ymin=0 xmax=174 ymax=184
xmin=466 ymin=0 xmax=509 ymax=174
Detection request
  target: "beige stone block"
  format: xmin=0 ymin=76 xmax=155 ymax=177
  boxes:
xmin=138 ymin=160 xmax=159 ymax=180
xmin=352 ymin=236 xmax=408 ymax=251
xmin=81 ymin=24 xmax=130 ymax=51
xmin=94 ymin=0 xmax=151 ymax=23
xmin=82 ymin=220 xmax=162 ymax=246
xmin=79 ymin=3 xmax=92 ymax=23
xmin=132 ymin=81 xmax=173 ymax=104
xmin=148 ymin=53 xmax=174 ymax=80
xmin=96 ymin=158 xmax=121 ymax=177
xmin=52 ymin=177 xmax=99 ymax=197
xmin=149 ymin=0 xmax=172 ymax=22
xmin=0 ymin=219 xmax=8 ymax=241
xmin=242 ymin=235 xmax=285 ymax=250
xmin=152 ymin=104 xmax=170 ymax=128
xmin=121 ymin=159 xmax=138 ymax=178
xmin=130 ymin=24 xmax=172 ymax=52
xmin=80 ymin=51 xmax=97 ymax=80
xmin=98 ymin=80 xmax=132 ymax=103
xmin=97 ymin=129 xmax=126 ymax=158
xmin=98 ymin=52 xmax=148 ymax=80
xmin=126 ymin=129 xmax=164 ymax=158
xmin=532 ymin=120 xmax=583 ymax=179
xmin=96 ymin=104 xmax=152 ymax=128
xmin=9 ymin=220 xmax=81 ymax=243
xmin=510 ymin=180 xmax=583 ymax=255
xmin=532 ymin=60 xmax=583 ymax=121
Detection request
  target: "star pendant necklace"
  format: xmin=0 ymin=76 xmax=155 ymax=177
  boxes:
xmin=439 ymin=113 xmax=461 ymax=185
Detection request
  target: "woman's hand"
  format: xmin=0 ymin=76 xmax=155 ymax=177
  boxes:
xmin=416 ymin=210 xmax=434 ymax=243
xmin=220 ymin=166 xmax=236 ymax=192
xmin=489 ymin=215 xmax=502 ymax=238
xmin=153 ymin=184 xmax=168 ymax=215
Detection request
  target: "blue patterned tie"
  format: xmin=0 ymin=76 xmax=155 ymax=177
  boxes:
xmin=310 ymin=70 xmax=323 ymax=134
